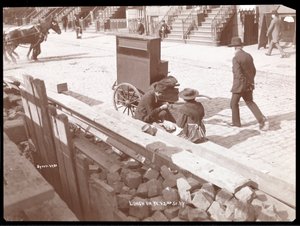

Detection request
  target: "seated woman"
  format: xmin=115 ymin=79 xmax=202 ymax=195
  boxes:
xmin=173 ymin=88 xmax=206 ymax=143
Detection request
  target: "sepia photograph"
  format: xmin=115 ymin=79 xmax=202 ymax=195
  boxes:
xmin=3 ymin=5 xmax=296 ymax=222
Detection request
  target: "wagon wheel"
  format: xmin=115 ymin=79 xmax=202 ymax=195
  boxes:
xmin=113 ymin=83 xmax=141 ymax=117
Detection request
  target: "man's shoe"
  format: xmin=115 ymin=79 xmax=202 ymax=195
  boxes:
xmin=265 ymin=53 xmax=271 ymax=56
xmin=259 ymin=117 xmax=269 ymax=131
xmin=227 ymin=122 xmax=241 ymax=128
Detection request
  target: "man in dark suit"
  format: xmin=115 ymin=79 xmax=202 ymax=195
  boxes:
xmin=134 ymin=83 xmax=173 ymax=123
xmin=265 ymin=10 xmax=288 ymax=58
xmin=228 ymin=37 xmax=268 ymax=131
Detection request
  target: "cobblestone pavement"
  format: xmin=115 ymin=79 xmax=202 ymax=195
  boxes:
xmin=4 ymin=31 xmax=295 ymax=193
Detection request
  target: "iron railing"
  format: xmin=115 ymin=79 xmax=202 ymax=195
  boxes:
xmin=211 ymin=5 xmax=236 ymax=41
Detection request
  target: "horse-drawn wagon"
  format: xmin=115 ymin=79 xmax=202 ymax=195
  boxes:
xmin=112 ymin=34 xmax=179 ymax=117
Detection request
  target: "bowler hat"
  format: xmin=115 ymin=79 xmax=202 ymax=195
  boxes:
xmin=229 ymin=37 xmax=243 ymax=47
xmin=179 ymin=88 xmax=199 ymax=100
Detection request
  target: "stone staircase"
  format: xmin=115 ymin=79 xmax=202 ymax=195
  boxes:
xmin=165 ymin=6 xmax=236 ymax=46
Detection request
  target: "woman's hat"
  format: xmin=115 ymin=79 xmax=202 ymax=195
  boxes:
xmin=179 ymin=88 xmax=199 ymax=100
xmin=228 ymin=37 xmax=243 ymax=47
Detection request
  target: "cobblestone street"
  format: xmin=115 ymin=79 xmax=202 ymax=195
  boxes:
xmin=4 ymin=30 xmax=295 ymax=201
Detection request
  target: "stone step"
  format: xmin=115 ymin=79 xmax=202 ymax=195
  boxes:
xmin=187 ymin=34 xmax=213 ymax=40
xmin=185 ymin=39 xmax=220 ymax=46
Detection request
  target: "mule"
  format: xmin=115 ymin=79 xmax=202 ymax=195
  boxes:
xmin=4 ymin=16 xmax=61 ymax=63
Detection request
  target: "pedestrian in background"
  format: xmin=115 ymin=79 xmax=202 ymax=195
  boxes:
xmin=62 ymin=14 xmax=68 ymax=32
xmin=228 ymin=37 xmax=269 ymax=131
xmin=74 ymin=14 xmax=82 ymax=39
xmin=265 ymin=10 xmax=288 ymax=58
xmin=136 ymin=19 xmax=145 ymax=35
xmin=159 ymin=20 xmax=171 ymax=39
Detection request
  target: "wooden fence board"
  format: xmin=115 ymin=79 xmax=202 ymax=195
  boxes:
xmin=74 ymin=153 xmax=91 ymax=220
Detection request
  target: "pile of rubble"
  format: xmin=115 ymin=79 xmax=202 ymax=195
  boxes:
xmin=88 ymin=150 xmax=285 ymax=221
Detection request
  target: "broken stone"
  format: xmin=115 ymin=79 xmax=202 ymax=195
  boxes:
xmin=187 ymin=177 xmax=202 ymax=192
xmin=126 ymin=216 xmax=139 ymax=221
xmin=162 ymin=174 xmax=177 ymax=188
xmin=112 ymin=181 xmax=124 ymax=194
xmin=124 ymin=171 xmax=142 ymax=189
xmin=151 ymin=211 xmax=168 ymax=221
xmin=170 ymin=216 xmax=185 ymax=221
xmin=147 ymin=179 xmax=163 ymax=198
xmin=177 ymin=177 xmax=192 ymax=203
xmin=256 ymin=204 xmax=280 ymax=221
xmin=178 ymin=206 xmax=191 ymax=220
xmin=233 ymin=200 xmax=255 ymax=221
xmin=149 ymin=195 xmax=166 ymax=212
xmin=208 ymin=201 xmax=227 ymax=221
xmin=164 ymin=207 xmax=180 ymax=220
xmin=224 ymin=197 xmax=239 ymax=221
xmin=107 ymin=171 xmax=121 ymax=185
xmin=191 ymin=190 xmax=213 ymax=211
xmin=136 ymin=182 xmax=148 ymax=198
xmin=251 ymin=198 xmax=264 ymax=218
xmin=124 ymin=158 xmax=141 ymax=169
xmin=200 ymin=183 xmax=216 ymax=200
xmin=129 ymin=188 xmax=136 ymax=196
xmin=143 ymin=217 xmax=154 ymax=221
xmin=109 ymin=163 xmax=122 ymax=173
xmin=162 ymin=187 xmax=179 ymax=202
xmin=120 ymin=167 xmax=131 ymax=181
xmin=216 ymin=188 xmax=234 ymax=206
xmin=188 ymin=208 xmax=209 ymax=221
xmin=160 ymin=165 xmax=173 ymax=179
xmin=117 ymin=194 xmax=132 ymax=211
xmin=143 ymin=168 xmax=159 ymax=181
xmin=128 ymin=197 xmax=150 ymax=220
xmin=89 ymin=164 xmax=100 ymax=174
xmin=235 ymin=186 xmax=255 ymax=203
xmin=120 ymin=185 xmax=131 ymax=194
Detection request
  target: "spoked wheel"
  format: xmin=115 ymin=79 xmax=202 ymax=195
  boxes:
xmin=113 ymin=83 xmax=141 ymax=117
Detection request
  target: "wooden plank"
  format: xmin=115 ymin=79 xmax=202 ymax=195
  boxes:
xmin=4 ymin=133 xmax=54 ymax=216
xmin=32 ymin=78 xmax=62 ymax=194
xmin=49 ymin=107 xmax=72 ymax=205
xmin=171 ymin=151 xmax=250 ymax=193
xmin=53 ymin=113 xmax=83 ymax=219
xmin=88 ymin=178 xmax=117 ymax=221
xmin=74 ymin=153 xmax=91 ymax=220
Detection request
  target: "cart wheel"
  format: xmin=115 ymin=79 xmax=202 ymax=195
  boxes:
xmin=113 ymin=83 xmax=141 ymax=117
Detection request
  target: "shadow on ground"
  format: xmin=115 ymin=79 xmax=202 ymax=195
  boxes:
xmin=207 ymin=129 xmax=261 ymax=148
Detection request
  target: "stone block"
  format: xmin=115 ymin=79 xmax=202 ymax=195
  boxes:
xmin=143 ymin=168 xmax=159 ymax=181
xmin=120 ymin=185 xmax=131 ymax=194
xmin=124 ymin=158 xmax=141 ymax=169
xmin=120 ymin=168 xmax=131 ymax=181
xmin=117 ymin=194 xmax=132 ymax=211
xmin=191 ymin=190 xmax=213 ymax=211
xmin=200 ymin=183 xmax=216 ymax=200
xmin=129 ymin=188 xmax=136 ymax=196
xmin=151 ymin=211 xmax=169 ymax=221
xmin=188 ymin=208 xmax=209 ymax=221
xmin=164 ymin=207 xmax=180 ymax=220
xmin=147 ymin=179 xmax=163 ymax=198
xmin=216 ymin=188 xmax=234 ymax=206
xmin=162 ymin=187 xmax=179 ymax=202
xmin=4 ymin=119 xmax=27 ymax=144
xmin=233 ymin=200 xmax=256 ymax=221
xmin=108 ymin=163 xmax=122 ymax=173
xmin=235 ymin=186 xmax=255 ymax=203
xmin=128 ymin=197 xmax=150 ymax=220
xmin=112 ymin=181 xmax=124 ymax=194
xmin=88 ymin=164 xmax=100 ymax=174
xmin=178 ymin=206 xmax=191 ymax=220
xmin=125 ymin=171 xmax=142 ymax=189
xmin=208 ymin=201 xmax=227 ymax=221
xmin=107 ymin=171 xmax=121 ymax=186
xmin=126 ymin=216 xmax=139 ymax=221
xmin=143 ymin=217 xmax=154 ymax=221
xmin=177 ymin=177 xmax=192 ymax=203
xmin=149 ymin=196 xmax=166 ymax=212
xmin=160 ymin=165 xmax=173 ymax=179
xmin=136 ymin=182 xmax=148 ymax=198
xmin=170 ymin=216 xmax=184 ymax=221
xmin=162 ymin=175 xmax=177 ymax=188
xmin=251 ymin=198 xmax=264 ymax=218
xmin=224 ymin=197 xmax=238 ymax=220
xmin=256 ymin=204 xmax=280 ymax=221
xmin=187 ymin=177 xmax=202 ymax=192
